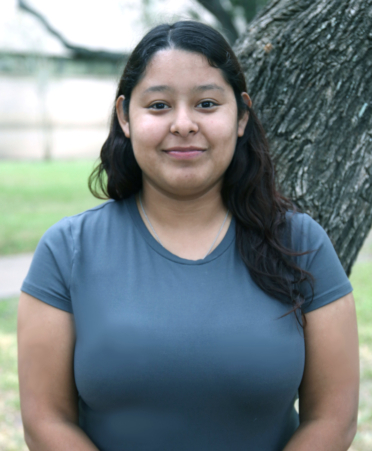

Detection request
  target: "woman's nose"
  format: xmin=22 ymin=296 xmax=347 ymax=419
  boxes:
xmin=170 ymin=107 xmax=199 ymax=136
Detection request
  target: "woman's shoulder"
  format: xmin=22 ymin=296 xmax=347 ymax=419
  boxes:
xmin=284 ymin=209 xmax=330 ymax=252
xmin=285 ymin=208 xmax=324 ymax=232
xmin=41 ymin=198 xmax=131 ymax=244
xmin=285 ymin=208 xmax=315 ymax=227
xmin=68 ymin=198 xmax=123 ymax=223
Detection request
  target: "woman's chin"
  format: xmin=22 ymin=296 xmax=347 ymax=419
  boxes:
xmin=162 ymin=179 xmax=222 ymax=199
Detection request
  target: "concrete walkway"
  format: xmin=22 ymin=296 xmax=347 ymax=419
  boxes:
xmin=0 ymin=253 xmax=33 ymax=299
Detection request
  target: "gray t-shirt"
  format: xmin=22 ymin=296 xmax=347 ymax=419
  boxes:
xmin=22 ymin=196 xmax=353 ymax=451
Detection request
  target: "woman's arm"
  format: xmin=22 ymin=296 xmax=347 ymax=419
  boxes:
xmin=283 ymin=292 xmax=359 ymax=451
xmin=17 ymin=292 xmax=99 ymax=451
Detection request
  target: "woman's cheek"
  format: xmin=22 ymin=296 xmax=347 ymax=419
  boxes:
xmin=135 ymin=116 xmax=167 ymax=145
xmin=205 ymin=117 xmax=237 ymax=143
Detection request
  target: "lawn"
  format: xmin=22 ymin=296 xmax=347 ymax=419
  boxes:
xmin=350 ymin=261 xmax=372 ymax=450
xmin=0 ymin=161 xmax=104 ymax=255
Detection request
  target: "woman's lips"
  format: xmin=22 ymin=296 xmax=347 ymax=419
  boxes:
xmin=164 ymin=147 xmax=206 ymax=160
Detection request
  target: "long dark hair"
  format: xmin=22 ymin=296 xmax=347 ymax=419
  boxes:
xmin=89 ymin=20 xmax=315 ymax=327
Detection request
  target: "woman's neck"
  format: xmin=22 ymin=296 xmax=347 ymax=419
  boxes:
xmin=135 ymin=180 xmax=232 ymax=260
xmin=137 ymin=179 xmax=228 ymax=233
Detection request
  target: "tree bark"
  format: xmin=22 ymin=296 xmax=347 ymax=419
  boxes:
xmin=233 ymin=0 xmax=372 ymax=276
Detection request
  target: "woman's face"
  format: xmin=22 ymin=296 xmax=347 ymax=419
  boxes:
xmin=116 ymin=48 xmax=250 ymax=198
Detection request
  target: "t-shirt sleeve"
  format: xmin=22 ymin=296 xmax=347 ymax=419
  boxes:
xmin=21 ymin=217 xmax=74 ymax=313
xmin=290 ymin=212 xmax=353 ymax=314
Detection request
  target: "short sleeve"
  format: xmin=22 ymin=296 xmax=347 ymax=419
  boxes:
xmin=290 ymin=212 xmax=353 ymax=314
xmin=21 ymin=217 xmax=74 ymax=313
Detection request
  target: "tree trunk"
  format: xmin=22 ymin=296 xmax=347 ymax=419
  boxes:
xmin=233 ymin=0 xmax=372 ymax=276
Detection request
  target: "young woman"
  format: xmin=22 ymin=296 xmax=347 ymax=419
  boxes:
xmin=17 ymin=20 xmax=359 ymax=451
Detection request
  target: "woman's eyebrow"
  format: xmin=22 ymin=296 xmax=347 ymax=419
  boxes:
xmin=143 ymin=85 xmax=173 ymax=94
xmin=193 ymin=84 xmax=225 ymax=93
xmin=142 ymin=83 xmax=225 ymax=94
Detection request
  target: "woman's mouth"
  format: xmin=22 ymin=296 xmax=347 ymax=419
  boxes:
xmin=163 ymin=147 xmax=206 ymax=160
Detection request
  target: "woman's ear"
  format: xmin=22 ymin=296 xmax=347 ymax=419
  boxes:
xmin=242 ymin=92 xmax=252 ymax=109
xmin=237 ymin=92 xmax=252 ymax=137
xmin=116 ymin=95 xmax=130 ymax=138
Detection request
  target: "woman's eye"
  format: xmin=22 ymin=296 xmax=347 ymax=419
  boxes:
xmin=149 ymin=102 xmax=169 ymax=110
xmin=198 ymin=101 xmax=217 ymax=108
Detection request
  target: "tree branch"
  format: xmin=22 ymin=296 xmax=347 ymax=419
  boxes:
xmin=18 ymin=0 xmax=125 ymax=61
xmin=195 ymin=0 xmax=239 ymax=43
xmin=230 ymin=0 xmax=258 ymax=23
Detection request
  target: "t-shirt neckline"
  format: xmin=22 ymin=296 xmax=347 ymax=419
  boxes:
xmin=127 ymin=194 xmax=236 ymax=265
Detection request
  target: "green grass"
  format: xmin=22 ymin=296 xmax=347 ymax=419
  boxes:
xmin=0 ymin=299 xmax=18 ymax=392
xmin=351 ymin=262 xmax=372 ymax=348
xmin=0 ymin=161 xmax=104 ymax=255
xmin=351 ymin=262 xmax=372 ymax=334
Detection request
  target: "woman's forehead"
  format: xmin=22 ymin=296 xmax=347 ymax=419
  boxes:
xmin=134 ymin=48 xmax=232 ymax=94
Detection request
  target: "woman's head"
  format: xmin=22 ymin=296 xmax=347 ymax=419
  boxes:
xmin=111 ymin=21 xmax=252 ymax=198
xmin=91 ymin=20 xmax=254 ymax=199
xmin=116 ymin=47 xmax=250 ymax=197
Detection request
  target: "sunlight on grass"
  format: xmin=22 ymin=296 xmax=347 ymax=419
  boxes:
xmin=0 ymin=298 xmax=27 ymax=451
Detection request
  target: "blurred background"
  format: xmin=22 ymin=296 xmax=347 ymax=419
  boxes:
xmin=0 ymin=0 xmax=216 ymax=160
xmin=0 ymin=0 xmax=371 ymax=450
